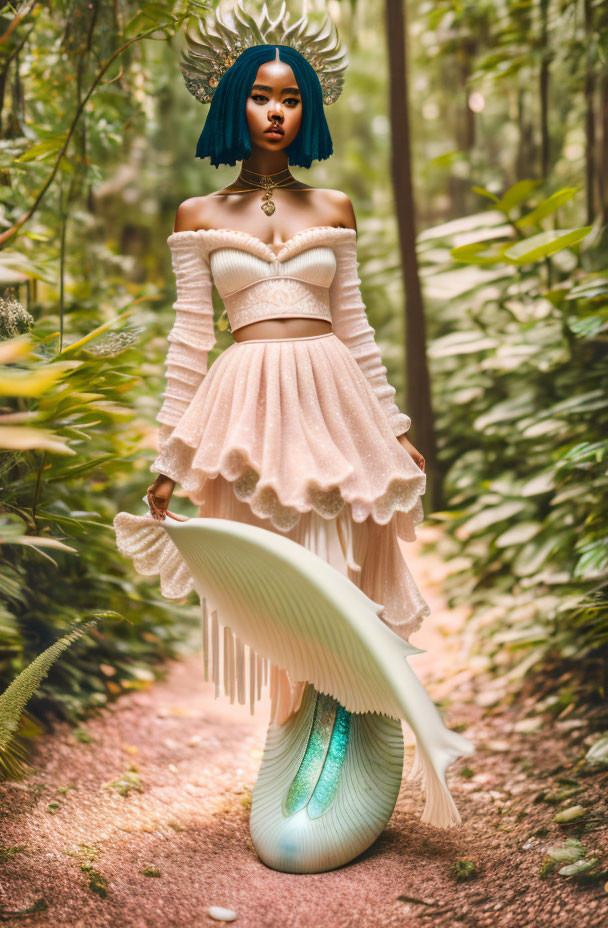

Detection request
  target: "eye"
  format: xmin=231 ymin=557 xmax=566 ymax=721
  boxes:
xmin=283 ymin=97 xmax=300 ymax=106
xmin=251 ymin=93 xmax=268 ymax=103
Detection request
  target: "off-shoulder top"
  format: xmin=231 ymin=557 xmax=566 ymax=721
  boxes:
xmin=156 ymin=226 xmax=411 ymax=448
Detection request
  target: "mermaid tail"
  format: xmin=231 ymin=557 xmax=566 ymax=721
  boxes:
xmin=250 ymin=683 xmax=404 ymax=872
xmin=114 ymin=508 xmax=474 ymax=871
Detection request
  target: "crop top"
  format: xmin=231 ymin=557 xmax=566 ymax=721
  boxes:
xmin=156 ymin=226 xmax=411 ymax=453
xmin=210 ymin=245 xmax=336 ymax=331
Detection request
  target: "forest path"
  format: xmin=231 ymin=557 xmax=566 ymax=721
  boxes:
xmin=0 ymin=526 xmax=606 ymax=928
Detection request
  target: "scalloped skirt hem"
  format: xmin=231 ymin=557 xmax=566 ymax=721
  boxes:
xmin=150 ymin=332 xmax=426 ymax=538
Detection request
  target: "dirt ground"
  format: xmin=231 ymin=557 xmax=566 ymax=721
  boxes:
xmin=1 ymin=525 xmax=607 ymax=928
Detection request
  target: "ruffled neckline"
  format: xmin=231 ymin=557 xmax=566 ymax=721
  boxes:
xmin=166 ymin=225 xmax=357 ymax=264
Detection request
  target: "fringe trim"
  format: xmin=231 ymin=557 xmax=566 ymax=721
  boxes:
xmin=200 ymin=596 xmax=271 ymax=716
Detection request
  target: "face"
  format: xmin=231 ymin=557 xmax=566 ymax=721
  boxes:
xmin=245 ymin=58 xmax=302 ymax=152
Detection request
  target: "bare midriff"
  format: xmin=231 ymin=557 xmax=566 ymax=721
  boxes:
xmin=232 ymin=317 xmax=333 ymax=341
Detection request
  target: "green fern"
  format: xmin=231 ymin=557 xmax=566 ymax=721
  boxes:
xmin=0 ymin=613 xmax=119 ymax=780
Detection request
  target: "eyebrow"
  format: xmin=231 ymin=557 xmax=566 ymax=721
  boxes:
xmin=251 ymin=84 xmax=301 ymax=95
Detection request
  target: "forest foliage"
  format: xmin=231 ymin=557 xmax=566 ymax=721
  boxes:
xmin=0 ymin=0 xmax=606 ymax=770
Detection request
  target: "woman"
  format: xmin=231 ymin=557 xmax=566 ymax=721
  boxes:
xmin=114 ymin=22 xmax=473 ymax=875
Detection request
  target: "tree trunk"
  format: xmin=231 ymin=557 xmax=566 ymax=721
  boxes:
xmin=584 ymin=0 xmax=596 ymax=225
xmin=600 ymin=68 xmax=608 ymax=227
xmin=384 ymin=0 xmax=441 ymax=510
xmin=539 ymin=0 xmax=551 ymax=178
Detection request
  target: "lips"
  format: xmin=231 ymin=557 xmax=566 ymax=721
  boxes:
xmin=265 ymin=126 xmax=284 ymax=136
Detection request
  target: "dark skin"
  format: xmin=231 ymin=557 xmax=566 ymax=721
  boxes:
xmin=148 ymin=55 xmax=424 ymax=520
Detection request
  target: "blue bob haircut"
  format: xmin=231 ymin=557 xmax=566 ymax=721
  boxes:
xmin=195 ymin=44 xmax=333 ymax=169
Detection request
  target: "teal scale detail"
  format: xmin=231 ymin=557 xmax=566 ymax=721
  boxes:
xmin=284 ymin=692 xmax=352 ymax=819
xmin=308 ymin=702 xmax=351 ymax=819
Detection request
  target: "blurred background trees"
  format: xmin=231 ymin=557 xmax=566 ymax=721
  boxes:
xmin=0 ymin=0 xmax=606 ymax=760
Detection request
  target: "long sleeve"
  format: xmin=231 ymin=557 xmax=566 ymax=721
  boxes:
xmin=155 ymin=234 xmax=216 ymax=451
xmin=329 ymin=238 xmax=411 ymax=437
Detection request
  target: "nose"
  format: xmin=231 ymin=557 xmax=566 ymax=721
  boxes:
xmin=268 ymin=102 xmax=284 ymax=122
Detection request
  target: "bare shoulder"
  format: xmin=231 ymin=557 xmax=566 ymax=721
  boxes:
xmin=315 ymin=188 xmax=357 ymax=232
xmin=173 ymin=195 xmax=217 ymax=233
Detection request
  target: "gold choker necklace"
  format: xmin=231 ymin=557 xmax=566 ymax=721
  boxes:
xmin=230 ymin=166 xmax=298 ymax=216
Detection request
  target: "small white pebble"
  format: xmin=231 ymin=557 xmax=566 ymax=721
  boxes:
xmin=208 ymin=906 xmax=237 ymax=922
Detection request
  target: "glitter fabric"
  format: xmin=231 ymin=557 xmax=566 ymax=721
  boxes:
xmin=151 ymin=331 xmax=425 ymax=534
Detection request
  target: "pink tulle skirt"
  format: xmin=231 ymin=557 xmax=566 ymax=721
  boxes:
xmin=152 ymin=331 xmax=430 ymax=641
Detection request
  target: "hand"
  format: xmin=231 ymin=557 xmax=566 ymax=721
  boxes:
xmin=146 ymin=474 xmax=176 ymax=520
xmin=397 ymin=433 xmax=426 ymax=473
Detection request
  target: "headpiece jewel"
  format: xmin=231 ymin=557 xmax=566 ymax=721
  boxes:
xmin=180 ymin=0 xmax=349 ymax=106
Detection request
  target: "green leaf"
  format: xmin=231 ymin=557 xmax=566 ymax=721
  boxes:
xmin=558 ymin=858 xmax=598 ymax=877
xmin=15 ymin=134 xmax=68 ymax=163
xmin=458 ymin=501 xmax=528 ymax=536
xmin=450 ymin=240 xmax=511 ymax=266
xmin=585 ymin=734 xmax=608 ymax=766
xmin=427 ymin=331 xmax=498 ymax=357
xmin=498 ymin=179 xmax=542 ymax=213
xmin=0 ymin=364 xmax=76 ymax=397
xmin=512 ymin=536 xmax=557 ymax=578
xmin=554 ymin=805 xmax=587 ymax=823
xmin=431 ymin=150 xmax=462 ymax=168
xmin=495 ymin=522 xmax=542 ymax=548
xmin=0 ymin=621 xmax=99 ymax=754
xmin=567 ymin=315 xmax=608 ymax=338
xmin=0 ymin=536 xmax=78 ymax=552
xmin=504 ymin=227 xmax=592 ymax=264
xmin=472 ymin=185 xmax=500 ymax=203
xmin=546 ymin=840 xmax=586 ymax=863
xmin=0 ymin=426 xmax=76 ymax=455
xmin=516 ymin=187 xmax=580 ymax=229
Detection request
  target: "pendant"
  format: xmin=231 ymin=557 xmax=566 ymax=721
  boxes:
xmin=261 ymin=187 xmax=275 ymax=216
